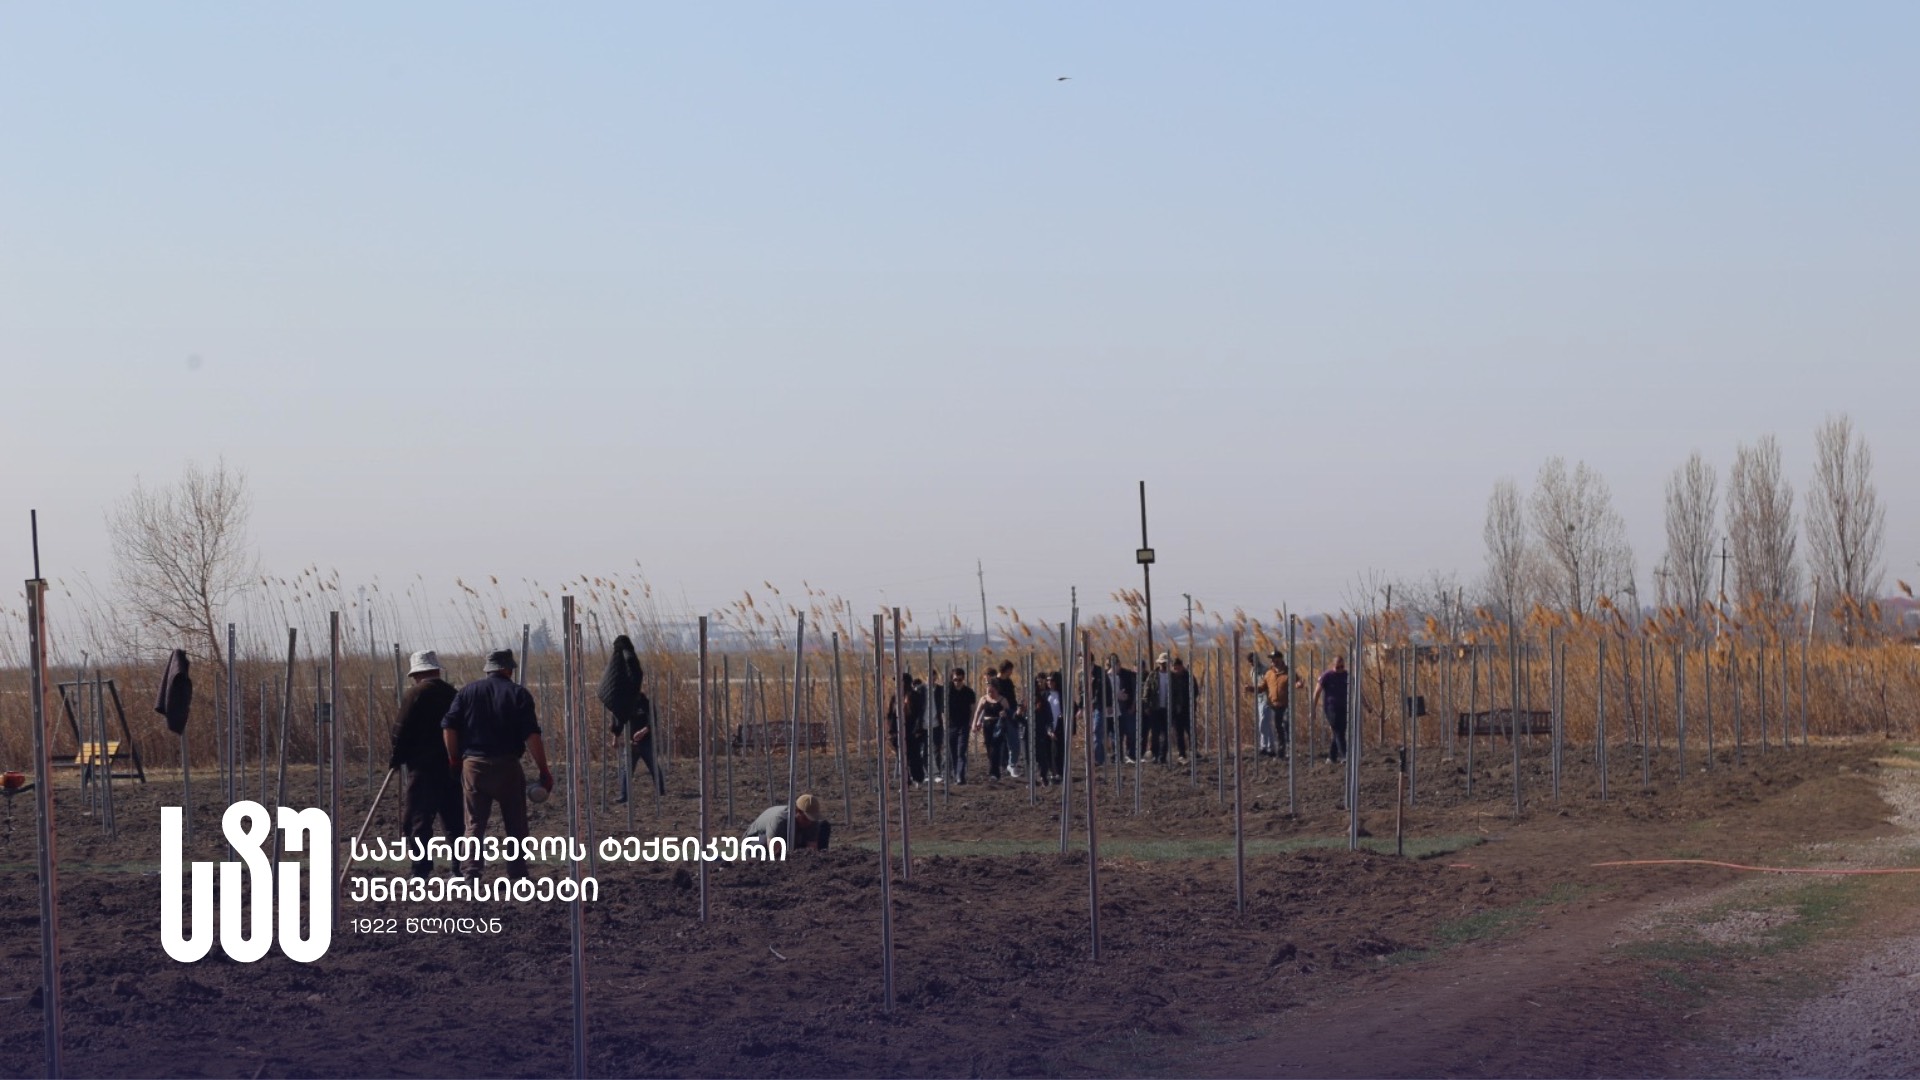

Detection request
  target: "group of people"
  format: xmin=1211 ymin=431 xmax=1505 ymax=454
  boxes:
xmin=384 ymin=639 xmax=1356 ymax=877
xmin=1245 ymin=649 xmax=1352 ymax=764
xmin=881 ymin=650 xmax=1358 ymax=785
xmin=388 ymin=646 xmax=555 ymax=878
xmin=388 ymin=636 xmax=830 ymax=878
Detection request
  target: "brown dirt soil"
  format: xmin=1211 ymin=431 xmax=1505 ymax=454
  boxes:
xmin=0 ymin=735 xmax=1905 ymax=1077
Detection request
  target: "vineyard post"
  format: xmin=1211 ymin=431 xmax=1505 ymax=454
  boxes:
xmin=1733 ymin=645 xmax=1744 ymax=765
xmin=873 ymin=614 xmax=895 ymax=1009
xmin=1083 ymin=628 xmax=1102 ymax=961
xmin=1675 ymin=640 xmax=1686 ymax=779
xmin=892 ymin=608 xmax=911 ymax=880
xmin=785 ymin=615 xmax=804 ymax=850
xmin=1598 ymin=636 xmax=1610 ymax=801
xmin=1704 ymin=640 xmax=1715 ymax=768
xmin=699 ymin=616 xmax=709 ymax=922
xmin=1350 ymin=618 xmax=1366 ymax=844
xmin=1549 ymin=629 xmax=1561 ymax=805
xmin=1507 ymin=609 xmax=1521 ymax=820
xmin=723 ymin=655 xmax=735 ymax=829
xmin=273 ymin=629 xmax=294 ymax=858
xmin=1467 ymin=641 xmax=1478 ymax=797
xmin=329 ymin=611 xmax=344 ymax=928
xmin=1286 ymin=613 xmax=1298 ymax=818
xmin=1640 ymin=639 xmax=1652 ymax=791
xmin=1059 ymin=619 xmax=1074 ymax=854
xmin=832 ymin=633 xmax=852 ymax=831
xmin=27 ymin=563 xmax=64 ymax=1078
xmin=1232 ymin=628 xmax=1246 ymax=909
xmin=1215 ymin=646 xmax=1226 ymax=807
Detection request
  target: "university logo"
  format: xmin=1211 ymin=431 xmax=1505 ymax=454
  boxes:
xmin=160 ymin=801 xmax=332 ymax=962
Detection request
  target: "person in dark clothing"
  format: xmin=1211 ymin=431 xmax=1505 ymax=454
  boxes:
xmin=1145 ymin=653 xmax=1173 ymax=764
xmin=600 ymin=635 xmax=662 ymax=802
xmin=390 ymin=650 xmax=461 ymax=876
xmin=936 ymin=668 xmax=977 ymax=785
xmin=1105 ymin=654 xmax=1140 ymax=764
xmin=1313 ymin=655 xmax=1353 ymax=764
xmin=992 ymin=661 xmax=1024 ymax=779
xmin=972 ymin=679 xmax=1013 ymax=780
xmin=441 ymin=649 xmax=553 ymax=878
xmin=1032 ymin=672 xmax=1064 ymax=783
xmin=885 ymin=673 xmax=928 ymax=784
xmin=1085 ymin=655 xmax=1111 ymax=765
xmin=1166 ymin=656 xmax=1199 ymax=764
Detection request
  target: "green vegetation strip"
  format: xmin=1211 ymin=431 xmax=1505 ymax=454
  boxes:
xmin=1388 ymin=883 xmax=1588 ymax=964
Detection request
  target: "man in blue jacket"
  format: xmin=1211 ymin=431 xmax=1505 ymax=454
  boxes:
xmin=441 ymin=649 xmax=553 ymax=878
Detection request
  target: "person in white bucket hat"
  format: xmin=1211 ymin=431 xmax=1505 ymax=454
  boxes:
xmin=388 ymin=650 xmax=460 ymax=876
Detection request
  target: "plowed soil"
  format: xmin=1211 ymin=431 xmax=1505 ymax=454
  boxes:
xmin=1 ymin=733 xmax=1907 ymax=1077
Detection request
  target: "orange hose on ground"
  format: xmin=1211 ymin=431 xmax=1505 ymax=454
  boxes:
xmin=1592 ymin=859 xmax=1920 ymax=876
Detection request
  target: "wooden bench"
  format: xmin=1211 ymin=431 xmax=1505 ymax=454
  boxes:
xmin=74 ymin=740 xmax=122 ymax=767
xmin=1456 ymin=710 xmax=1553 ymax=739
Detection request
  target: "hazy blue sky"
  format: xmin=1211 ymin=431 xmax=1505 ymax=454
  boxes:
xmin=5 ymin=2 xmax=1916 ymax=645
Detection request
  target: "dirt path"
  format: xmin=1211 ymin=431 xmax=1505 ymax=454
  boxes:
xmin=1203 ymin=752 xmax=1920 ymax=1079
xmin=1197 ymin=881 xmax=1693 ymax=1077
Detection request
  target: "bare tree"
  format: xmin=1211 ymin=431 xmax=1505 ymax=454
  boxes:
xmin=1807 ymin=413 xmax=1886 ymax=636
xmin=108 ymin=459 xmax=258 ymax=672
xmin=1390 ymin=569 xmax=1464 ymax=638
xmin=1481 ymin=478 xmax=1531 ymax=618
xmin=1727 ymin=434 xmax=1800 ymax=613
xmin=1529 ymin=458 xmax=1634 ymax=616
xmin=1662 ymin=451 xmax=1718 ymax=625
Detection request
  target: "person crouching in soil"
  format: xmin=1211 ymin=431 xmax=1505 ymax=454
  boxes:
xmin=744 ymin=792 xmax=830 ymax=850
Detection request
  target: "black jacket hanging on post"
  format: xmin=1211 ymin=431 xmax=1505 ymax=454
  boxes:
xmin=597 ymin=634 xmax=647 ymax=733
xmin=156 ymin=649 xmax=194 ymax=735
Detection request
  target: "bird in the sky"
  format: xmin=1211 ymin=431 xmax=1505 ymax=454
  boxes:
xmin=1057 ymin=76 xmax=1071 ymax=81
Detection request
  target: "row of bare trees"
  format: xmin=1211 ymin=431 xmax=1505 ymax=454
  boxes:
xmin=1485 ymin=414 xmax=1890 ymax=637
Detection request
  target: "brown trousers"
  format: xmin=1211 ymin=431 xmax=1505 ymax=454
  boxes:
xmin=460 ymin=755 xmax=529 ymax=877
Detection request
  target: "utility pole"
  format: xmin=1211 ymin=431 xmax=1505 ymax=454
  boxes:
xmin=977 ymin=560 xmax=989 ymax=654
xmin=1137 ymin=482 xmax=1155 ymax=663
xmin=1716 ymin=537 xmax=1732 ymax=637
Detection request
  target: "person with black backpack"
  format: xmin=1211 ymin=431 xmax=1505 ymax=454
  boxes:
xmin=600 ymin=635 xmax=662 ymax=801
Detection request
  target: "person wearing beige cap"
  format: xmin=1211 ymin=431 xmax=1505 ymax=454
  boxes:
xmin=744 ymin=792 xmax=831 ymax=850
xmin=388 ymin=650 xmax=460 ymax=877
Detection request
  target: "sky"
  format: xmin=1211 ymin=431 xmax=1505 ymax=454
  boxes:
xmin=4 ymin=1 xmax=1917 ymax=648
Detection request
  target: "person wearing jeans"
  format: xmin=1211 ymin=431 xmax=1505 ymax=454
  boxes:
xmin=939 ymin=668 xmax=976 ymax=784
xmin=1313 ymin=655 xmax=1352 ymax=764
